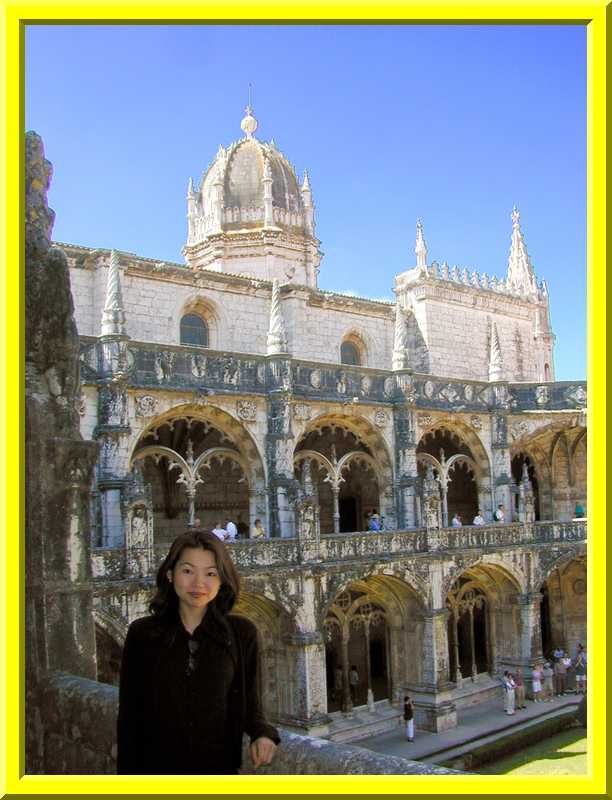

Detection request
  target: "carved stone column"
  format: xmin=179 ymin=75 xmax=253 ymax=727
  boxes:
xmin=393 ymin=406 xmax=417 ymax=528
xmin=282 ymin=631 xmax=330 ymax=736
xmin=265 ymin=384 xmax=295 ymax=538
xmin=491 ymin=412 xmax=513 ymax=521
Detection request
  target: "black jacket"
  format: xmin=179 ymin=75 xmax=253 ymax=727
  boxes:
xmin=117 ymin=606 xmax=280 ymax=774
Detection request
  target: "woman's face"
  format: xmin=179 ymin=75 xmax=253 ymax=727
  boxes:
xmin=168 ymin=547 xmax=221 ymax=614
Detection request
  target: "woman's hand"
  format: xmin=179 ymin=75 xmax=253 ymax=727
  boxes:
xmin=250 ymin=736 xmax=277 ymax=769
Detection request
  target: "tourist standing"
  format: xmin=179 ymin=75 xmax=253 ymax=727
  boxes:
xmin=212 ymin=521 xmax=227 ymax=541
xmin=501 ymin=671 xmax=514 ymax=714
xmin=224 ymin=518 xmax=238 ymax=542
xmin=574 ymin=647 xmax=587 ymax=695
xmin=472 ymin=511 xmax=485 ymax=526
xmin=554 ymin=655 xmax=566 ymax=696
xmin=349 ymin=665 xmax=360 ymax=703
xmin=403 ymin=695 xmax=415 ymax=741
xmin=494 ymin=504 xmax=505 ymax=523
xmin=532 ymin=663 xmax=543 ymax=702
xmin=368 ymin=512 xmax=380 ymax=532
xmin=542 ymin=662 xmax=554 ymax=701
xmin=451 ymin=513 xmax=462 ymax=527
xmin=514 ymin=668 xmax=526 ymax=709
xmin=251 ymin=519 xmax=266 ymax=539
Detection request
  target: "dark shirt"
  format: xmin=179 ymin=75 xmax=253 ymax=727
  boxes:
xmin=403 ymin=701 xmax=414 ymax=721
xmin=117 ymin=605 xmax=280 ymax=774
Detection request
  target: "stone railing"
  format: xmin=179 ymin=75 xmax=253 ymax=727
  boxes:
xmin=38 ymin=672 xmax=464 ymax=775
xmin=91 ymin=521 xmax=586 ymax=581
xmin=78 ymin=336 xmax=586 ymax=414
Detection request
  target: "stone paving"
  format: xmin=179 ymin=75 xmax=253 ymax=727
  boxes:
xmin=358 ymin=693 xmax=581 ymax=763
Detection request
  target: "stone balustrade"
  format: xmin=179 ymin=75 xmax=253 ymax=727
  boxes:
xmin=39 ymin=671 xmax=464 ymax=775
xmin=77 ymin=336 xmax=586 ymax=414
xmin=90 ymin=520 xmax=586 ymax=580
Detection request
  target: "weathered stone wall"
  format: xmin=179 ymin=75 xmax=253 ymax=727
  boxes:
xmin=26 ymin=132 xmax=99 ymax=772
xmin=40 ymin=672 xmax=466 ymax=775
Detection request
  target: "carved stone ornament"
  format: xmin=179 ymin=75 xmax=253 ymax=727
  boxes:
xmin=135 ymin=394 xmax=158 ymax=418
xmin=361 ymin=375 xmax=372 ymax=395
xmin=470 ymin=415 xmax=482 ymax=430
xmin=336 ymin=372 xmax=348 ymax=394
xmin=383 ymin=376 xmax=395 ymax=397
xmin=464 ymin=385 xmax=474 ymax=402
xmin=566 ymin=384 xmax=587 ymax=407
xmin=403 ymin=385 xmax=417 ymax=404
xmin=573 ymin=578 xmax=586 ymax=595
xmin=256 ymin=362 xmax=266 ymax=385
xmin=440 ymin=384 xmax=459 ymax=403
xmin=535 ymin=385 xmax=550 ymax=406
xmin=374 ymin=410 xmax=388 ymax=428
xmin=417 ymin=413 xmax=433 ymax=428
xmin=191 ymin=354 xmax=207 ymax=378
xmin=293 ymin=403 xmax=312 ymax=421
xmin=310 ymin=369 xmax=322 ymax=389
xmin=236 ymin=399 xmax=257 ymax=422
xmin=75 ymin=392 xmax=87 ymax=416
xmin=510 ymin=420 xmax=529 ymax=440
xmin=423 ymin=380 xmax=435 ymax=399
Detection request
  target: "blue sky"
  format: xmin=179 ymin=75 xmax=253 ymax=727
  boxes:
xmin=25 ymin=24 xmax=586 ymax=380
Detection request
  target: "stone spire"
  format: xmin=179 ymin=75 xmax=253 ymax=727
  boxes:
xmin=415 ymin=219 xmax=428 ymax=270
xmin=506 ymin=206 xmax=538 ymax=297
xmin=488 ymin=322 xmax=503 ymax=382
xmin=392 ymin=302 xmax=410 ymax=370
xmin=266 ymin=279 xmax=289 ymax=354
xmin=301 ymin=170 xmax=315 ymax=235
xmin=101 ymin=250 xmax=126 ymax=336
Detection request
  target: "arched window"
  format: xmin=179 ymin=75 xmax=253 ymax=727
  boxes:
xmin=180 ymin=313 xmax=208 ymax=347
xmin=341 ymin=341 xmax=361 ymax=365
xmin=544 ymin=363 xmax=551 ymax=381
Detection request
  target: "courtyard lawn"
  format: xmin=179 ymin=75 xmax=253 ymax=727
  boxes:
xmin=477 ymin=728 xmax=587 ymax=775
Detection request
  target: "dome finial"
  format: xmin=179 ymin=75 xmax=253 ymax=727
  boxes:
xmin=241 ymin=84 xmax=258 ymax=138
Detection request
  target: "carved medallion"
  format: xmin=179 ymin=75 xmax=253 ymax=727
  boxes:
xmin=236 ymin=399 xmax=257 ymax=422
xmin=573 ymin=578 xmax=586 ymax=595
xmin=293 ymin=403 xmax=312 ymax=421
xmin=534 ymin=385 xmax=550 ymax=406
xmin=374 ymin=410 xmax=388 ymax=428
xmin=191 ymin=354 xmax=207 ymax=378
xmin=361 ymin=375 xmax=372 ymax=395
xmin=417 ymin=413 xmax=433 ymax=428
xmin=470 ymin=415 xmax=482 ymax=430
xmin=464 ymin=385 xmax=474 ymax=402
xmin=423 ymin=380 xmax=435 ymax=399
xmin=310 ymin=369 xmax=322 ymax=389
xmin=566 ymin=384 xmax=587 ymax=407
xmin=135 ymin=394 xmax=158 ymax=418
xmin=440 ymin=384 xmax=459 ymax=403
xmin=383 ymin=376 xmax=395 ymax=397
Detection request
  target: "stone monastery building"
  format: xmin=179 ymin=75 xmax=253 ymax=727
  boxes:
xmin=59 ymin=107 xmax=586 ymax=740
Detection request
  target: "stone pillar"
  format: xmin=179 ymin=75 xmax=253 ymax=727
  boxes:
xmin=517 ymin=592 xmax=543 ymax=663
xmin=340 ymin=630 xmax=353 ymax=714
xmin=283 ymin=631 xmax=330 ymax=736
xmin=394 ymin=407 xmax=417 ymax=528
xmin=265 ymin=387 xmax=295 ymax=538
xmin=331 ymin=483 xmax=341 ymax=534
xmin=364 ymin=623 xmax=375 ymax=710
xmin=491 ymin=413 xmax=513 ymax=521
xmin=409 ymin=609 xmax=457 ymax=733
xmin=452 ymin=611 xmax=462 ymax=684
xmin=468 ymin=605 xmax=477 ymax=680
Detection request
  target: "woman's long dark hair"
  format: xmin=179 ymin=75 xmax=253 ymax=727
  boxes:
xmin=150 ymin=530 xmax=240 ymax=620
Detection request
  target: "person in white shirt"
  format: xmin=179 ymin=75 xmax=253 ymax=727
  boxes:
xmin=224 ymin=518 xmax=238 ymax=542
xmin=472 ymin=511 xmax=485 ymax=526
xmin=212 ymin=521 xmax=227 ymax=541
xmin=494 ymin=503 xmax=505 ymax=523
xmin=451 ymin=513 xmax=462 ymax=527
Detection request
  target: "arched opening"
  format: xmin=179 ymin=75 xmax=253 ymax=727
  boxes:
xmin=446 ymin=562 xmax=522 ymax=686
xmin=294 ymin=416 xmax=391 ymax=533
xmin=180 ymin=313 xmax=209 ymax=347
xmin=95 ymin=625 xmax=122 ymax=686
xmin=340 ymin=341 xmax=360 ymax=366
xmin=323 ymin=573 xmax=425 ymax=714
xmin=544 ymin=363 xmax=551 ymax=381
xmin=131 ymin=408 xmax=264 ymax=545
xmin=417 ymin=426 xmax=485 ymax=526
xmin=539 ymin=557 xmax=586 ymax=664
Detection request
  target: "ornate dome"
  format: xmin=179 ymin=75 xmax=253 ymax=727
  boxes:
xmin=186 ymin=107 xmax=314 ymax=242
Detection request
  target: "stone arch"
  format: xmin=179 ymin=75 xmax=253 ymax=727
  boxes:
xmin=174 ymin=293 xmax=225 ymax=350
xmin=128 ymin=403 xmax=267 ymax=543
xmin=322 ymin=571 xmax=427 ymax=712
xmin=93 ymin=608 xmax=127 ymax=686
xmin=295 ymin=412 xmax=394 ymax=533
xmin=417 ymin=419 xmax=492 ymax=525
xmin=551 ymin=432 xmax=573 ymax=520
xmin=537 ymin=552 xmax=586 ymax=661
xmin=445 ymin=560 xmax=524 ymax=682
xmin=232 ymin=591 xmax=297 ymax=724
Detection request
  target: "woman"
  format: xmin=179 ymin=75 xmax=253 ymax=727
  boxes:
xmin=532 ymin=663 xmax=543 ymax=703
xmin=251 ymin=518 xmax=266 ymax=539
xmin=117 ymin=530 xmax=280 ymax=774
xmin=403 ymin=695 xmax=415 ymax=741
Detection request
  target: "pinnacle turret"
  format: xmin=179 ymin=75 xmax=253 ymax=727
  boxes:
xmin=101 ymin=250 xmax=127 ymax=337
xmin=415 ymin=219 xmax=428 ymax=270
xmin=488 ymin=322 xmax=503 ymax=381
xmin=506 ymin=206 xmax=538 ymax=297
xmin=266 ymin=279 xmax=289 ymax=355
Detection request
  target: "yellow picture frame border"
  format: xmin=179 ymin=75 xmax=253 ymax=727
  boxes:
xmin=0 ymin=2 xmax=606 ymax=796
